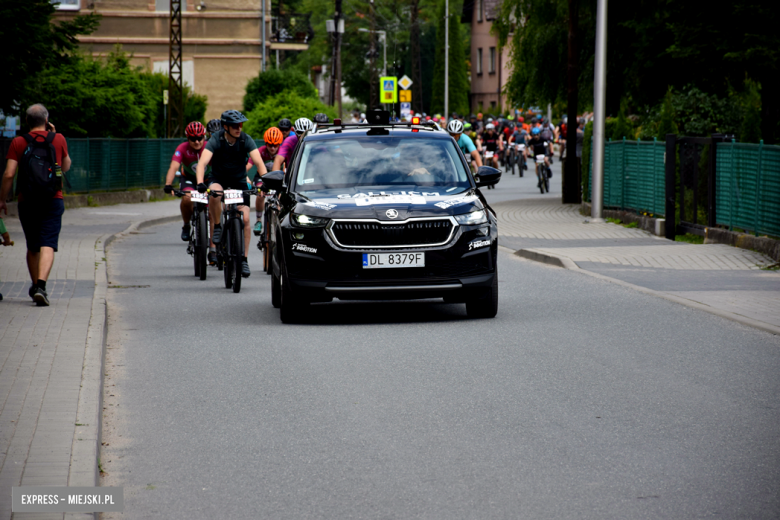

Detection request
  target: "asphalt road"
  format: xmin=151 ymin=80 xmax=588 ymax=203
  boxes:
xmin=101 ymin=163 xmax=780 ymax=519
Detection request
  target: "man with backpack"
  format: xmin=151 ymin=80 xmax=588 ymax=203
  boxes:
xmin=0 ymin=104 xmax=71 ymax=306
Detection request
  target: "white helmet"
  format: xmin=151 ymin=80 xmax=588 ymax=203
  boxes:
xmin=294 ymin=117 xmax=313 ymax=134
xmin=485 ymin=123 xmax=495 ymax=130
xmin=447 ymin=120 xmax=464 ymax=134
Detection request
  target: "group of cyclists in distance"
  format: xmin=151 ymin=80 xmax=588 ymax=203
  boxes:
xmin=163 ymin=108 xmax=568 ymax=278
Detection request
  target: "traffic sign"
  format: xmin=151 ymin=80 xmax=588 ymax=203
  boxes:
xmin=399 ymin=90 xmax=411 ymax=103
xmin=380 ymin=76 xmax=397 ymax=103
xmin=398 ymin=75 xmax=413 ymax=90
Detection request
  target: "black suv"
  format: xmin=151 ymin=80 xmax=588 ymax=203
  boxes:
xmin=261 ymin=113 xmax=501 ymax=323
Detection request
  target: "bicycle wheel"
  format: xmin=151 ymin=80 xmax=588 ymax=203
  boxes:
xmin=537 ymin=165 xmax=544 ymax=194
xmin=232 ymin=217 xmax=243 ymax=293
xmin=223 ymin=223 xmax=233 ymax=289
xmin=197 ymin=210 xmax=208 ymax=280
xmin=262 ymin=211 xmax=271 ymax=274
xmin=192 ymin=232 xmax=200 ymax=278
xmin=543 ymin=167 xmax=550 ymax=193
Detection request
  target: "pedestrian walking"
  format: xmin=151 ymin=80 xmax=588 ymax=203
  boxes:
xmin=0 ymin=104 xmax=71 ymax=306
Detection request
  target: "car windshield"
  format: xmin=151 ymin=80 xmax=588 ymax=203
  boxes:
xmin=294 ymin=136 xmax=472 ymax=190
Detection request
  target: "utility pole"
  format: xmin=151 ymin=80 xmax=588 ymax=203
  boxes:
xmin=591 ymin=0 xmax=607 ymax=221
xmin=563 ymin=0 xmax=580 ymax=204
xmin=261 ymin=0 xmax=266 ymax=72
xmin=444 ymin=0 xmax=448 ymax=121
xmin=335 ymin=0 xmax=343 ymax=117
xmin=168 ymin=0 xmax=184 ymax=138
xmin=369 ymin=0 xmax=378 ymax=109
xmin=410 ymin=0 xmax=423 ymax=114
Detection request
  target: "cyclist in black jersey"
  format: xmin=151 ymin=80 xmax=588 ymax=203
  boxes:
xmin=195 ymin=110 xmax=267 ymax=278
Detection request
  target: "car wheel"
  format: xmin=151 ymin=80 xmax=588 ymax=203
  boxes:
xmin=279 ymin=265 xmax=308 ymax=323
xmin=465 ymin=270 xmax=498 ymax=319
xmin=271 ymin=268 xmax=281 ymax=308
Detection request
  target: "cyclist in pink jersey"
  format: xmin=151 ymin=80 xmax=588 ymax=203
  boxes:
xmin=164 ymin=122 xmax=211 ymax=242
xmin=271 ymin=117 xmax=312 ymax=172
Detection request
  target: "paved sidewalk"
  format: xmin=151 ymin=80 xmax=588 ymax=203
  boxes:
xmin=494 ymin=198 xmax=780 ymax=333
xmin=0 ymin=200 xmax=180 ymax=519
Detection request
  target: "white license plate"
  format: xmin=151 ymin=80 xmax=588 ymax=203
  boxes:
xmin=224 ymin=189 xmax=244 ymax=205
xmin=190 ymin=191 xmax=208 ymax=204
xmin=363 ymin=252 xmax=425 ymax=269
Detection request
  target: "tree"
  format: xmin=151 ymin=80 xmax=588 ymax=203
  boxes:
xmin=243 ymin=91 xmax=336 ymax=140
xmin=0 ymin=0 xmax=100 ymax=115
xmin=431 ymin=0 xmax=469 ymax=116
xmin=243 ymin=69 xmax=319 ymax=113
xmin=611 ymin=99 xmax=633 ymax=140
xmin=144 ymin=72 xmax=208 ymax=138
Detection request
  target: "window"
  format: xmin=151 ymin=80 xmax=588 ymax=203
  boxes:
xmin=155 ymin=0 xmax=187 ymax=11
xmin=477 ymin=48 xmax=483 ymax=75
xmin=489 ymin=47 xmax=496 ymax=74
xmin=490 ymin=101 xmax=496 ymax=109
xmin=477 ymin=0 xmax=483 ymax=22
xmin=51 ymin=0 xmax=80 ymax=10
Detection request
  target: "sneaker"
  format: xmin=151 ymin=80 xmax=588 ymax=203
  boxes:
xmin=33 ymin=287 xmax=50 ymax=307
xmin=208 ymin=251 xmax=217 ymax=265
xmin=253 ymin=220 xmax=263 ymax=236
xmin=29 ymin=284 xmax=36 ymax=300
xmin=241 ymin=260 xmax=251 ymax=278
xmin=181 ymin=224 xmax=191 ymax=242
xmin=212 ymin=225 xmax=222 ymax=244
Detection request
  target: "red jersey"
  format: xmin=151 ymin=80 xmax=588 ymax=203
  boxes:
xmin=171 ymin=142 xmax=210 ymax=178
xmin=6 ymin=131 xmax=69 ymax=200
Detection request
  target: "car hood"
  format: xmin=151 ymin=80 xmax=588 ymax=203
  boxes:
xmin=293 ymin=187 xmax=484 ymax=221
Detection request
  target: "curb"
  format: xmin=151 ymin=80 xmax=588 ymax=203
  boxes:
xmin=65 ymin=213 xmax=180 ymax=515
xmin=510 ymin=246 xmax=780 ymax=337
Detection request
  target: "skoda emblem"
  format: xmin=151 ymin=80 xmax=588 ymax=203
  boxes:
xmin=386 ymin=209 xmax=399 ymax=219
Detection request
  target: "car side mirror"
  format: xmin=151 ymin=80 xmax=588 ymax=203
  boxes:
xmin=474 ymin=166 xmax=501 ymax=187
xmin=261 ymin=170 xmax=285 ymax=191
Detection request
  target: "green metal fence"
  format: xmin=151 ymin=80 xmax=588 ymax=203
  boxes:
xmin=716 ymin=141 xmax=780 ymax=237
xmin=63 ymin=137 xmax=266 ymax=193
xmin=589 ymin=139 xmax=666 ymax=215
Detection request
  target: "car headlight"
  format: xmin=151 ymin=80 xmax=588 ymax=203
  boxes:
xmin=454 ymin=209 xmax=487 ymax=225
xmin=291 ymin=213 xmax=330 ymax=228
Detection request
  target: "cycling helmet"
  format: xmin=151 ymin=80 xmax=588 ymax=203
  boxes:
xmin=221 ymin=110 xmax=248 ymax=124
xmin=185 ymin=121 xmax=206 ymax=137
xmin=531 ymin=127 xmax=541 ymax=135
xmin=486 ymin=123 xmax=495 ymax=130
xmin=313 ymin=113 xmax=330 ymax=124
xmin=263 ymin=127 xmax=284 ymax=146
xmin=278 ymin=118 xmax=293 ymax=131
xmin=293 ymin=117 xmax=313 ymax=134
xmin=447 ymin=120 xmax=464 ymax=134
xmin=464 ymin=122 xmax=472 ymax=130
xmin=519 ymin=116 xmax=524 ymax=123
xmin=206 ymin=119 xmax=221 ymax=134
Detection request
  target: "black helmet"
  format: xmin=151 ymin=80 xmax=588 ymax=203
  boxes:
xmin=313 ymin=113 xmax=329 ymax=124
xmin=220 ymin=110 xmax=248 ymax=124
xmin=278 ymin=118 xmax=293 ymax=131
xmin=206 ymin=119 xmax=221 ymax=134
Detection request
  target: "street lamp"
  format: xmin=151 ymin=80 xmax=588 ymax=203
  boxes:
xmin=358 ymin=28 xmax=387 ymax=77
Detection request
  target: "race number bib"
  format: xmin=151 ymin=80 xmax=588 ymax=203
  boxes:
xmin=190 ymin=191 xmax=208 ymax=204
xmin=485 ymin=151 xmax=495 ymax=159
xmin=535 ymin=154 xmax=546 ymax=164
xmin=517 ymin=144 xmax=525 ymax=151
xmin=224 ymin=189 xmax=244 ymax=205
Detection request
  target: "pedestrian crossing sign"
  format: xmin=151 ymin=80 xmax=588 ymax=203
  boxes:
xmin=380 ymin=76 xmax=397 ymax=103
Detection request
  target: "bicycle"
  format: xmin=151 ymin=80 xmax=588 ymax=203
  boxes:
xmin=256 ymin=189 xmax=279 ymax=274
xmin=208 ymin=187 xmax=256 ymax=293
xmin=483 ymin=149 xmax=497 ymax=189
xmin=174 ymin=189 xmax=209 ymax=280
xmin=535 ymin=155 xmax=550 ymax=193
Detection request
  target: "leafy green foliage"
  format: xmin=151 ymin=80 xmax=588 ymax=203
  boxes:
xmin=243 ymin=91 xmax=336 ymax=140
xmin=243 ymin=69 xmax=318 ymax=113
xmin=143 ymin=72 xmax=208 ymax=138
xmin=0 ymin=0 xmax=100 ymax=114
xmin=431 ymin=0 xmax=469 ymax=117
xmin=611 ymin=100 xmax=634 ymax=140
xmin=739 ymin=80 xmax=762 ymax=143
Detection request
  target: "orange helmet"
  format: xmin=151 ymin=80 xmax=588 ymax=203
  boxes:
xmin=263 ymin=127 xmax=284 ymax=146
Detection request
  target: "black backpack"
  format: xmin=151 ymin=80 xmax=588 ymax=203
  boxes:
xmin=16 ymin=132 xmax=62 ymax=200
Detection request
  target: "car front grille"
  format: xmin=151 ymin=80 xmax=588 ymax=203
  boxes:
xmin=329 ymin=218 xmax=455 ymax=248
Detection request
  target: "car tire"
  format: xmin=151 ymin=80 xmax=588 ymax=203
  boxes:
xmin=271 ymin=268 xmax=281 ymax=308
xmin=279 ymin=265 xmax=308 ymax=323
xmin=465 ymin=270 xmax=498 ymax=319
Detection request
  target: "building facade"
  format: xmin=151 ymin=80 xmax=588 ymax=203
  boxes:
xmin=53 ymin=0 xmax=309 ymax=121
xmin=462 ymin=0 xmax=512 ymax=115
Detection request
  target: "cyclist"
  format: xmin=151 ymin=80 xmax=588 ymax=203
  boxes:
xmin=540 ymin=120 xmax=555 ymax=160
xmin=164 ymin=121 xmax=210 ymax=242
xmin=195 ymin=110 xmax=267 ymax=278
xmin=529 ymin=126 xmax=551 ymax=188
xmin=278 ymin=118 xmax=293 ymax=140
xmin=272 ymin=117 xmax=313 ymax=172
xmin=246 ymin=126 xmax=284 ymax=236
xmin=447 ymin=120 xmax=482 ymax=172
xmin=206 ymin=119 xmax=221 ymax=139
xmin=477 ymin=123 xmax=501 ymax=169
xmin=508 ymin=123 xmax=529 ymax=174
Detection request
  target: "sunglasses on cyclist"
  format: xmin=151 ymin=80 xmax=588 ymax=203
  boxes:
xmin=226 ymin=123 xmax=243 ymax=130
xmin=188 ymin=136 xmax=204 ymax=142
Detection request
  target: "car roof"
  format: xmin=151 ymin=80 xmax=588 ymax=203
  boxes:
xmin=302 ymin=125 xmax=451 ymax=142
